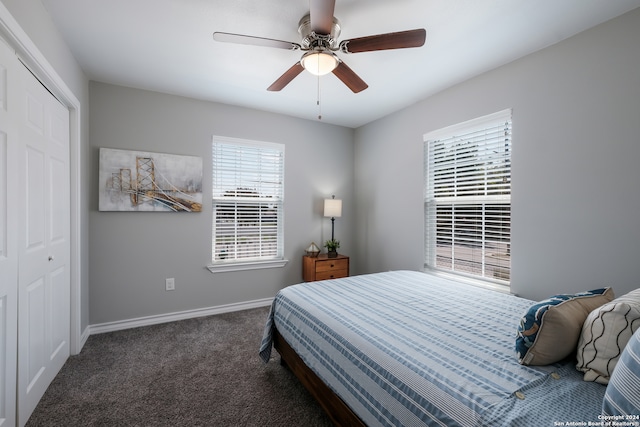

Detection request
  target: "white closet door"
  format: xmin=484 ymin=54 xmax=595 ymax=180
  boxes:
xmin=17 ymin=60 xmax=70 ymax=426
xmin=0 ymin=37 xmax=18 ymax=427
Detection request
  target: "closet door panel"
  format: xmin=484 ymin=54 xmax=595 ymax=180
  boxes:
xmin=24 ymin=278 xmax=45 ymax=392
xmin=17 ymin=58 xmax=70 ymax=427
xmin=0 ymin=37 xmax=18 ymax=427
xmin=24 ymin=147 xmax=45 ymax=254
xmin=49 ymin=266 xmax=68 ymax=359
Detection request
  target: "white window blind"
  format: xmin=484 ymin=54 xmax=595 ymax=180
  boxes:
xmin=424 ymin=109 xmax=512 ymax=283
xmin=212 ymin=137 xmax=284 ymax=264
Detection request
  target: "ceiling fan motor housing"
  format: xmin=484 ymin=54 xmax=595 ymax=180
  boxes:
xmin=298 ymin=14 xmax=341 ymax=50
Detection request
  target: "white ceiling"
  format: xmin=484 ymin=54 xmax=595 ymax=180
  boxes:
xmin=41 ymin=0 xmax=640 ymax=128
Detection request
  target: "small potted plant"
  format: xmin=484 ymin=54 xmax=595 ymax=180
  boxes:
xmin=324 ymin=239 xmax=340 ymax=258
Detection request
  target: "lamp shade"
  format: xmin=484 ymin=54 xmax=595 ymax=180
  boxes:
xmin=324 ymin=198 xmax=342 ymax=218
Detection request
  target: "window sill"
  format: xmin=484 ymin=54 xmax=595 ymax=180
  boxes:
xmin=423 ymin=267 xmax=511 ymax=295
xmin=207 ymin=259 xmax=288 ymax=273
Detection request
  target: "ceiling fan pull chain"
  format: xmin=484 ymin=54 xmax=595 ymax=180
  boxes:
xmin=317 ymin=74 xmax=322 ymax=120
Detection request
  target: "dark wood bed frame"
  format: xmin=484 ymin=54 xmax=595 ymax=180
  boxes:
xmin=273 ymin=328 xmax=366 ymax=427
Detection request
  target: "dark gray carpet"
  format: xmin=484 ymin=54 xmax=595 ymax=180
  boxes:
xmin=26 ymin=307 xmax=333 ymax=427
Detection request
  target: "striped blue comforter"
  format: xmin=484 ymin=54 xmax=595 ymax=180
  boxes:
xmin=259 ymin=270 xmax=606 ymax=426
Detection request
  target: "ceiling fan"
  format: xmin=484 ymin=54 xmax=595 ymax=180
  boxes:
xmin=213 ymin=0 xmax=426 ymax=93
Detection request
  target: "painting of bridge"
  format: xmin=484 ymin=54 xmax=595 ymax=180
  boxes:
xmin=99 ymin=148 xmax=203 ymax=212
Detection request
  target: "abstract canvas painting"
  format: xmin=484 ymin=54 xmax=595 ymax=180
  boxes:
xmin=99 ymin=148 xmax=203 ymax=212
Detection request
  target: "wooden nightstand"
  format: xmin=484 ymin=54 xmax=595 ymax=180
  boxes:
xmin=303 ymin=254 xmax=349 ymax=282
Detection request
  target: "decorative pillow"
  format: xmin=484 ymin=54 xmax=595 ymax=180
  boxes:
xmin=515 ymin=288 xmax=614 ymax=366
xmin=602 ymin=328 xmax=640 ymax=415
xmin=576 ymin=289 xmax=640 ymax=384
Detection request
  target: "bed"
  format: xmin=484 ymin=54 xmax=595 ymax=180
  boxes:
xmin=259 ymin=270 xmax=613 ymax=426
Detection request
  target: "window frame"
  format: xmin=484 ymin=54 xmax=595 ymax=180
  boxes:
xmin=207 ymin=136 xmax=287 ymax=273
xmin=423 ymin=109 xmax=512 ymax=286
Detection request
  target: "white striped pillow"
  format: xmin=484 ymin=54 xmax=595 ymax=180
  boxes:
xmin=577 ymin=289 xmax=640 ymax=384
xmin=602 ymin=328 xmax=640 ymax=415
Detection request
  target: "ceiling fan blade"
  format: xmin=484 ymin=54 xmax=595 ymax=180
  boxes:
xmin=213 ymin=32 xmax=301 ymax=50
xmin=267 ymin=63 xmax=305 ymax=91
xmin=340 ymin=28 xmax=426 ymax=54
xmin=310 ymin=0 xmax=336 ymax=34
xmin=332 ymin=61 xmax=368 ymax=93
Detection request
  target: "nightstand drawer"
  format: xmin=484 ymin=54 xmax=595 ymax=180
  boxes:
xmin=315 ymin=268 xmax=348 ymax=281
xmin=315 ymin=258 xmax=348 ymax=273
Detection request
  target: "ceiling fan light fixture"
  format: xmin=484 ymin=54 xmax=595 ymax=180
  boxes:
xmin=301 ymin=50 xmax=339 ymax=76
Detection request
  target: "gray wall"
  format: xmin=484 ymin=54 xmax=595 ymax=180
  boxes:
xmin=89 ymin=82 xmax=354 ymax=324
xmin=353 ymin=8 xmax=640 ymax=301
xmin=1 ymin=0 xmax=91 ymax=334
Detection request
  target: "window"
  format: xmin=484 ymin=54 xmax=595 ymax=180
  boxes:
xmin=209 ymin=136 xmax=286 ymax=272
xmin=424 ymin=109 xmax=512 ymax=284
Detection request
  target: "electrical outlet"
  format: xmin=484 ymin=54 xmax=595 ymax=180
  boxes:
xmin=165 ymin=277 xmax=175 ymax=291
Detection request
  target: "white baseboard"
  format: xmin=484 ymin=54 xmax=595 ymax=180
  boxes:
xmin=78 ymin=326 xmax=91 ymax=353
xmin=88 ymin=298 xmax=274 ymax=336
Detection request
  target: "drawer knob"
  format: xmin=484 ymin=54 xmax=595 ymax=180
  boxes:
xmin=330 ymin=264 xmax=334 ymax=267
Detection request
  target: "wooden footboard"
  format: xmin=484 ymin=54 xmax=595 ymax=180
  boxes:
xmin=273 ymin=328 xmax=366 ymax=427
